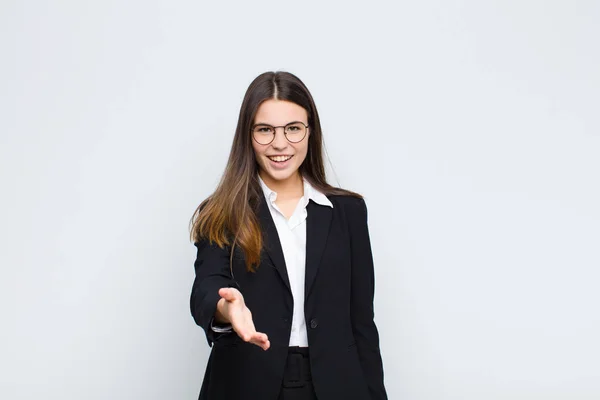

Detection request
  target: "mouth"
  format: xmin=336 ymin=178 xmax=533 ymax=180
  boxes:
xmin=266 ymin=155 xmax=293 ymax=169
xmin=267 ymin=155 xmax=293 ymax=163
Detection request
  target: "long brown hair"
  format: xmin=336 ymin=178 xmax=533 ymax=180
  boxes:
xmin=189 ymin=71 xmax=362 ymax=272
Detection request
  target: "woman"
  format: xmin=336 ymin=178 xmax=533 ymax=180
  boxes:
xmin=189 ymin=71 xmax=387 ymax=400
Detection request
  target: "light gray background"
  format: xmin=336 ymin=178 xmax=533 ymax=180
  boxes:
xmin=1 ymin=1 xmax=599 ymax=399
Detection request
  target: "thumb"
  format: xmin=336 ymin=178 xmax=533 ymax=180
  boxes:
xmin=218 ymin=287 xmax=239 ymax=302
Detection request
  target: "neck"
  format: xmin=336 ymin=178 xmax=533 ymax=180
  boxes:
xmin=259 ymin=171 xmax=304 ymax=200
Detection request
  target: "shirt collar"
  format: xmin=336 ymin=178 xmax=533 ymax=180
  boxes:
xmin=257 ymin=174 xmax=333 ymax=208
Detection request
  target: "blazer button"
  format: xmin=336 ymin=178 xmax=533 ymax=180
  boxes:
xmin=310 ymin=318 xmax=318 ymax=329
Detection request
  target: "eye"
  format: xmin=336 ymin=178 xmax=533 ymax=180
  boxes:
xmin=255 ymin=125 xmax=273 ymax=133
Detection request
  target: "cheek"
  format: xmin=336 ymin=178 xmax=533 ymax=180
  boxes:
xmin=295 ymin=143 xmax=309 ymax=162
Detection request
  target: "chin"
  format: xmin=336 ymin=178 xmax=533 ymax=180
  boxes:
xmin=268 ymin=171 xmax=294 ymax=181
xmin=263 ymin=166 xmax=298 ymax=182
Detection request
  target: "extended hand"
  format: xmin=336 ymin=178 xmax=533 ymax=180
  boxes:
xmin=217 ymin=288 xmax=270 ymax=351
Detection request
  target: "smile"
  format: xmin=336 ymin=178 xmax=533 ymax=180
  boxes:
xmin=267 ymin=155 xmax=293 ymax=162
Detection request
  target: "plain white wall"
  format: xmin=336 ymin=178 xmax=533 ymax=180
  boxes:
xmin=1 ymin=1 xmax=599 ymax=399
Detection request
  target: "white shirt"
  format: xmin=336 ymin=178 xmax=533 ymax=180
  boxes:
xmin=258 ymin=175 xmax=333 ymax=347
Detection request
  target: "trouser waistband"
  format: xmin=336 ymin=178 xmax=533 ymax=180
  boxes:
xmin=287 ymin=346 xmax=309 ymax=356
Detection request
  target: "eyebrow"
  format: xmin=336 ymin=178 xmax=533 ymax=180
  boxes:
xmin=253 ymin=120 xmax=305 ymax=126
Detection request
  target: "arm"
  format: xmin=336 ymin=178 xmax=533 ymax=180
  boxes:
xmin=190 ymin=238 xmax=236 ymax=346
xmin=348 ymin=197 xmax=388 ymax=400
xmin=190 ymin=238 xmax=270 ymax=350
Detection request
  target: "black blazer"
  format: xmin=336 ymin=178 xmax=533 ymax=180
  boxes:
xmin=190 ymin=194 xmax=387 ymax=400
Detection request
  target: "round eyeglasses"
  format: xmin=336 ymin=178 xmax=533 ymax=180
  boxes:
xmin=251 ymin=121 xmax=309 ymax=145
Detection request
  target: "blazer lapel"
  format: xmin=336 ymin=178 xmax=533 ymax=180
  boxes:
xmin=305 ymin=199 xmax=332 ymax=298
xmin=258 ymin=195 xmax=292 ymax=293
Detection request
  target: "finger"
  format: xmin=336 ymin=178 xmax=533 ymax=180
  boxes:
xmin=254 ymin=332 xmax=268 ymax=343
xmin=250 ymin=332 xmax=269 ymax=347
xmin=252 ymin=337 xmax=270 ymax=351
xmin=250 ymin=333 xmax=265 ymax=344
xmin=237 ymin=328 xmax=266 ymax=345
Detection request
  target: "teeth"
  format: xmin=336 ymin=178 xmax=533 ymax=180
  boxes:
xmin=268 ymin=155 xmax=292 ymax=162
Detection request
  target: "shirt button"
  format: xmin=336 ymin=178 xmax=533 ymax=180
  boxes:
xmin=310 ymin=318 xmax=318 ymax=329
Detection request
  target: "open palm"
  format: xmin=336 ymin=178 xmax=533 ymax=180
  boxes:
xmin=217 ymin=287 xmax=270 ymax=350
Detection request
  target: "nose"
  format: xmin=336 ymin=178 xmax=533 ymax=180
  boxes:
xmin=270 ymin=127 xmax=288 ymax=149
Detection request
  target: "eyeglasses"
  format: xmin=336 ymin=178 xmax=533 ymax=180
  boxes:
xmin=251 ymin=121 xmax=309 ymax=145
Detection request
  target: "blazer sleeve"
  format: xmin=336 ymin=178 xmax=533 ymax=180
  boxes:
xmin=348 ymin=197 xmax=388 ymax=400
xmin=190 ymin=238 xmax=238 ymax=346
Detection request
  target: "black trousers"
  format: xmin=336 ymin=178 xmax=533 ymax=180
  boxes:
xmin=277 ymin=347 xmax=318 ymax=400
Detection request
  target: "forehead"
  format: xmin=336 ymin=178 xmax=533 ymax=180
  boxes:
xmin=254 ymin=99 xmax=308 ymax=125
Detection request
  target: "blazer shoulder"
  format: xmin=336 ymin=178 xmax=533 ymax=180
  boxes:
xmin=326 ymin=194 xmax=367 ymax=212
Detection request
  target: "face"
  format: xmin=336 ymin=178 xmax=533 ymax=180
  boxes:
xmin=251 ymin=99 xmax=310 ymax=185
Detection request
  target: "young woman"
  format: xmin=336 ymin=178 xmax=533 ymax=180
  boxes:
xmin=189 ymin=71 xmax=387 ymax=400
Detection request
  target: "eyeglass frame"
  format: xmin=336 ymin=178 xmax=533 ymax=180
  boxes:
xmin=250 ymin=121 xmax=310 ymax=145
